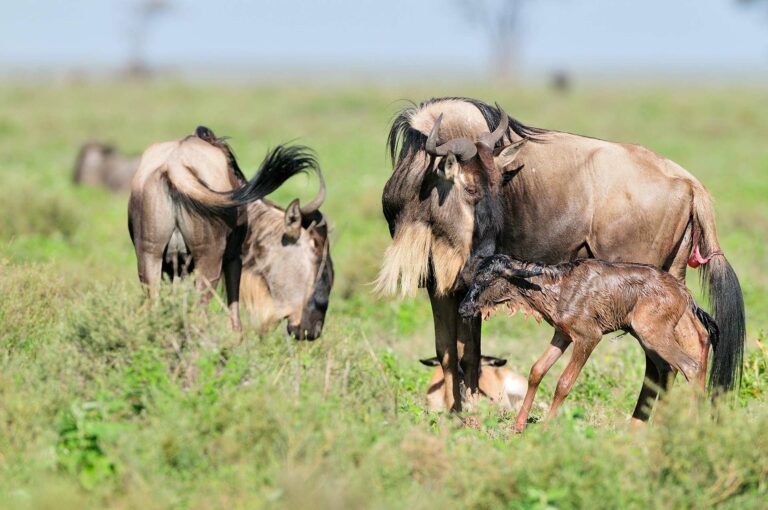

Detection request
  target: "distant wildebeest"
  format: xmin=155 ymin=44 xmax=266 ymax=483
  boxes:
xmin=377 ymin=97 xmax=744 ymax=424
xmin=129 ymin=126 xmax=332 ymax=338
xmin=459 ymin=254 xmax=720 ymax=431
xmin=73 ymin=141 xmax=140 ymax=192
xmin=420 ymin=355 xmax=526 ymax=412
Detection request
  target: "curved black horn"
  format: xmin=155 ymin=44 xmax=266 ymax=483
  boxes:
xmin=479 ymin=104 xmax=509 ymax=149
xmin=299 ymin=168 xmax=326 ymax=216
xmin=425 ymin=114 xmax=444 ymax=155
xmin=425 ymin=113 xmax=478 ymax=162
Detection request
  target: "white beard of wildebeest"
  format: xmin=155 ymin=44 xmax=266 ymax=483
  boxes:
xmin=376 ymin=106 xmax=516 ymax=298
xmin=375 ymin=154 xmax=474 ymax=298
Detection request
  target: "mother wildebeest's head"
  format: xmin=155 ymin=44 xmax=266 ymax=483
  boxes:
xmin=376 ymin=98 xmax=538 ymax=297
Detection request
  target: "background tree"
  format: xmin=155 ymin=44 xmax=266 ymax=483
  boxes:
xmin=736 ymin=0 xmax=768 ymax=20
xmin=126 ymin=0 xmax=172 ymax=77
xmin=456 ymin=0 xmax=527 ymax=81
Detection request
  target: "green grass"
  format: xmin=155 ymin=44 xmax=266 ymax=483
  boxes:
xmin=0 ymin=82 xmax=767 ymax=509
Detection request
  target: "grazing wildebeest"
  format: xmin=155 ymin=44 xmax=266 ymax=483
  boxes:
xmin=238 ymin=163 xmax=334 ymax=340
xmin=420 ymin=355 xmax=526 ymax=412
xmin=128 ymin=126 xmax=324 ymax=333
xmin=73 ymin=141 xmax=140 ymax=192
xmin=459 ymin=254 xmax=720 ymax=431
xmin=378 ymin=97 xmax=744 ymax=424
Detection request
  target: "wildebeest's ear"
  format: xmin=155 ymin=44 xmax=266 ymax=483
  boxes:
xmin=284 ymin=198 xmax=302 ymax=242
xmin=480 ymin=355 xmax=508 ymax=367
xmin=495 ymin=138 xmax=527 ymax=169
xmin=419 ymin=357 xmax=441 ymax=367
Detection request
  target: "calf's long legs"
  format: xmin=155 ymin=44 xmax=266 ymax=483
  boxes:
xmin=546 ymin=335 xmax=600 ymax=421
xmin=514 ymin=331 xmax=571 ymax=433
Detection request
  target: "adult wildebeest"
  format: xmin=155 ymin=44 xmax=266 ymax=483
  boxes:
xmin=420 ymin=355 xmax=526 ymax=412
xmin=238 ymin=169 xmax=333 ymax=340
xmin=73 ymin=141 xmax=140 ymax=192
xmin=460 ymin=254 xmax=719 ymax=431
xmin=377 ymin=97 xmax=744 ymax=424
xmin=129 ymin=126 xmax=332 ymax=338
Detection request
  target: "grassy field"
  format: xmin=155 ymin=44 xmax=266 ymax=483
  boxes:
xmin=0 ymin=82 xmax=767 ymax=509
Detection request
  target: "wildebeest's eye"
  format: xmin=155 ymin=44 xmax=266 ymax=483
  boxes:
xmin=465 ymin=186 xmax=478 ymax=196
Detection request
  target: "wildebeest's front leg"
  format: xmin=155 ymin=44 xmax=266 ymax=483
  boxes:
xmin=429 ymin=291 xmax=461 ymax=412
xmin=515 ymin=331 xmax=571 ymax=432
xmin=458 ymin=309 xmax=482 ymax=406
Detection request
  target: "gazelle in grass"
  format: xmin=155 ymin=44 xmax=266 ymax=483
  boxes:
xmin=420 ymin=355 xmax=527 ymax=412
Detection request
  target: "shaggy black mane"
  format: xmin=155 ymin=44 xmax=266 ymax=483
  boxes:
xmin=387 ymin=97 xmax=547 ymax=165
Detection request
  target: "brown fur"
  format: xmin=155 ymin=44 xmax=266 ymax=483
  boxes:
xmin=239 ymin=199 xmax=333 ymax=340
xmin=239 ymin=269 xmax=277 ymax=330
xmin=128 ymin=130 xmax=245 ymax=330
xmin=381 ymin=97 xmax=743 ymax=418
xmin=460 ymin=255 xmax=715 ymax=431
xmin=129 ymin=129 xmax=333 ymax=338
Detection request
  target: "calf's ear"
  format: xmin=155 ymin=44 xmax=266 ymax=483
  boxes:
xmin=419 ymin=357 xmax=441 ymax=367
xmin=495 ymin=138 xmax=527 ymax=169
xmin=284 ymin=198 xmax=303 ymax=242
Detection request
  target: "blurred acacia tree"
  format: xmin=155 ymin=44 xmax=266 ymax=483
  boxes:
xmin=737 ymin=0 xmax=768 ymax=16
xmin=126 ymin=0 xmax=172 ymax=77
xmin=455 ymin=0 xmax=533 ymax=81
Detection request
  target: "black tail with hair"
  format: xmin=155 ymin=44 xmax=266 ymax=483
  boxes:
xmin=232 ymin=145 xmax=319 ymax=205
xmin=164 ymin=174 xmax=236 ymax=224
xmin=701 ymin=256 xmax=745 ymax=392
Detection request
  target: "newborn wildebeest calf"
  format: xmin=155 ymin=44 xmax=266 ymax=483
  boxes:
xmin=459 ymin=255 xmax=720 ymax=432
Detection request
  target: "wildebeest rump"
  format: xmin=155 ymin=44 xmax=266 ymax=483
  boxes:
xmin=459 ymin=254 xmax=720 ymax=431
xmin=128 ymin=126 xmax=326 ymax=335
xmin=73 ymin=141 xmax=140 ymax=192
xmin=378 ymin=97 xmax=744 ymax=420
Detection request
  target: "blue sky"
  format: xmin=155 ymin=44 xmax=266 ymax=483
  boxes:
xmin=1 ymin=0 xmax=767 ymax=76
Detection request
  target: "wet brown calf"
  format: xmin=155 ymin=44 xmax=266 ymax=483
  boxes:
xmin=459 ymin=254 xmax=720 ymax=432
